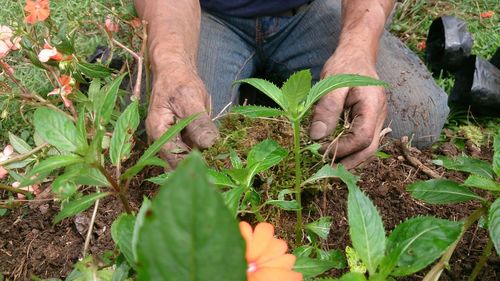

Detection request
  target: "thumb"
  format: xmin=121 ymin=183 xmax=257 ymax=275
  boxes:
xmin=183 ymin=111 xmax=219 ymax=149
xmin=309 ymin=88 xmax=348 ymax=140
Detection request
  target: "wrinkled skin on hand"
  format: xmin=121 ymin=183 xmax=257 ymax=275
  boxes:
xmin=310 ymin=48 xmax=387 ymax=169
xmin=146 ymin=66 xmax=219 ymax=169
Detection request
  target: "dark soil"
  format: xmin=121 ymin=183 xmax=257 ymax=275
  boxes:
xmin=0 ymin=117 xmax=498 ymax=280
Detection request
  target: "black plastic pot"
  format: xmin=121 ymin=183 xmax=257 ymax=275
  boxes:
xmin=426 ymin=16 xmax=474 ymax=75
xmin=451 ymin=56 xmax=500 ymax=116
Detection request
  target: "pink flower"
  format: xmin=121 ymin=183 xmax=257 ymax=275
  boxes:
xmin=0 ymin=25 xmax=21 ymax=59
xmin=48 ymin=75 xmax=74 ymax=107
xmin=105 ymin=16 xmax=120 ymax=33
xmin=38 ymin=41 xmax=63 ymax=62
xmin=0 ymin=144 xmax=14 ymax=179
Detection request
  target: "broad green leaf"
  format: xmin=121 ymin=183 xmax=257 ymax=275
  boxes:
xmin=281 ymin=69 xmax=312 ymax=115
xmin=382 ymin=217 xmax=463 ymax=276
xmin=72 ymin=165 xmax=110 ymax=187
xmin=52 ymin=181 xmax=77 ymax=200
xmin=229 ymin=149 xmax=243 ymax=169
xmin=121 ymin=114 xmax=198 ymax=179
xmin=87 ymin=78 xmax=102 ymax=102
xmin=121 ymin=156 xmax=166 ymax=180
xmin=407 ymin=179 xmax=484 ymax=204
xmin=132 ymin=198 xmax=151 ymax=262
xmin=110 ymin=101 xmax=140 ymax=166
xmin=489 ymin=198 xmax=500 ymax=255
xmin=247 ymin=139 xmax=288 ymax=174
xmin=463 ymin=175 xmax=500 ymax=191
xmin=8 ymin=132 xmax=31 ymax=154
xmin=294 ymin=255 xmax=342 ymax=278
xmin=305 ymin=164 xmax=359 ymax=189
xmin=432 ymin=155 xmax=494 ymax=179
xmin=76 ymin=110 xmax=88 ymax=150
xmin=111 ymin=214 xmax=136 ymax=268
xmin=316 ymin=249 xmax=347 ymax=269
xmin=207 ymin=170 xmax=237 ymax=188
xmin=225 ymin=168 xmax=249 ymax=185
xmin=234 ymin=78 xmax=287 ymax=111
xmin=146 ymin=173 xmax=170 ymax=186
xmin=306 ymin=216 xmax=333 ymax=240
xmin=302 ymin=74 xmax=387 ymax=119
xmin=136 ymin=153 xmax=246 ymax=281
xmin=222 ymin=186 xmax=245 ymax=216
xmin=54 ymin=192 xmax=110 ymax=223
xmin=112 ymin=260 xmax=130 ymax=281
xmin=232 ymin=105 xmax=285 ymax=118
xmin=97 ymin=73 xmax=127 ymax=125
xmin=25 ymin=155 xmax=83 ymax=180
xmin=293 ymin=245 xmax=314 ymax=258
xmin=347 ymin=185 xmax=385 ymax=275
xmin=77 ymin=61 xmax=112 ymax=78
xmin=34 ymin=107 xmax=84 ymax=152
xmin=335 ymin=273 xmax=367 ymax=281
xmin=265 ymin=199 xmax=301 ymax=210
xmin=494 ymin=134 xmax=500 ymax=177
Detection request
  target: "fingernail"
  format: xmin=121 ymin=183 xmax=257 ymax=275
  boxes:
xmin=310 ymin=121 xmax=327 ymax=140
xmin=197 ymin=131 xmax=219 ymax=148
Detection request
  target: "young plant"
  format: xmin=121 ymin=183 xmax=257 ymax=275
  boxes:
xmin=233 ymin=70 xmax=387 ymax=241
xmin=406 ymin=132 xmax=500 ymax=281
xmin=335 ymin=166 xmax=463 ymax=281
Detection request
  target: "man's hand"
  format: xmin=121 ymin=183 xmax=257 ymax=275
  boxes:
xmin=310 ymin=47 xmax=387 ymax=169
xmin=146 ymin=65 xmax=219 ymax=168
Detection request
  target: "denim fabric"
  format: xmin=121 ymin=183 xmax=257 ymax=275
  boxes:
xmin=197 ymin=0 xmax=449 ymax=148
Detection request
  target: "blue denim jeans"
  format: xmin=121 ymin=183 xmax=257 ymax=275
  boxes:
xmin=197 ymin=0 xmax=449 ymax=148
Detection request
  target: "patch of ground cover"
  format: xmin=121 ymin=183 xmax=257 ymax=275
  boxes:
xmin=1 ymin=116 xmax=498 ymax=280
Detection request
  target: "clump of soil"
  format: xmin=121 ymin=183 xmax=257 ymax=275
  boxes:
xmin=1 ymin=117 xmax=498 ymax=280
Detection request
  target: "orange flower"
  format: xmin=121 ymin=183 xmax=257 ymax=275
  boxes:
xmin=38 ymin=41 xmax=63 ymax=62
xmin=24 ymin=0 xmax=50 ymax=24
xmin=480 ymin=11 xmax=495 ymax=19
xmin=417 ymin=40 xmax=427 ymax=51
xmin=48 ymin=75 xmax=74 ymax=107
xmin=239 ymin=222 xmax=302 ymax=281
xmin=129 ymin=18 xmax=142 ymax=28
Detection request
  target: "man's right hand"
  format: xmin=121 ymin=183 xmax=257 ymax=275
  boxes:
xmin=145 ymin=64 xmax=219 ymax=169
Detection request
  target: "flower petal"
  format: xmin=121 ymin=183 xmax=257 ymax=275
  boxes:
xmin=255 ymin=238 xmax=288 ymax=265
xmin=38 ymin=48 xmax=57 ymax=62
xmin=3 ymin=145 xmax=13 ymax=157
xmin=259 ymin=253 xmax=296 ymax=270
xmin=0 ymin=166 xmax=8 ymax=179
xmin=247 ymin=223 xmax=275 ymax=262
xmin=249 ymin=268 xmax=302 ymax=281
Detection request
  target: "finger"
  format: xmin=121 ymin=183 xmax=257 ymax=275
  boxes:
xmin=334 ymin=87 xmax=386 ymax=158
xmin=168 ymin=85 xmax=220 ymax=149
xmin=309 ymin=88 xmax=348 ymax=140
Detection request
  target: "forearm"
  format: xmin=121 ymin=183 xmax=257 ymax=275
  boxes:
xmin=338 ymin=0 xmax=395 ymax=63
xmin=134 ymin=0 xmax=201 ymax=73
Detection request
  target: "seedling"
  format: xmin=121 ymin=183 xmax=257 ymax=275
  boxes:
xmin=234 ymin=69 xmax=387 ymax=241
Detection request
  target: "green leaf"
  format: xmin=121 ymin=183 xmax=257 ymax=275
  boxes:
xmin=265 ymin=199 xmax=301 ymax=210
xmin=110 ymin=101 xmax=140 ymax=166
xmin=87 ymin=78 xmax=102 ymax=102
xmin=493 ymin=134 xmax=500 ymax=177
xmin=281 ymin=69 xmax=312 ymax=115
xmin=76 ymin=110 xmax=88 ymax=150
xmin=303 ymin=74 xmax=387 ymax=118
xmin=121 ymin=114 xmax=198 ymax=179
xmin=304 ymin=164 xmax=359 ymax=189
xmin=225 ymin=168 xmax=249 ymax=186
xmin=72 ymin=165 xmax=110 ymax=187
xmin=112 ymin=260 xmax=130 ymax=281
xmin=489 ymin=198 xmax=500 ymax=255
xmin=8 ymin=132 xmax=31 ymax=154
xmin=229 ymin=149 xmax=243 ymax=169
xmin=25 ymin=155 xmax=83 ymax=180
xmin=347 ymin=185 xmax=385 ymax=275
xmin=232 ymin=105 xmax=285 ymax=118
xmin=33 ymin=107 xmax=84 ymax=153
xmin=146 ymin=173 xmax=170 ymax=186
xmin=234 ymin=78 xmax=287 ymax=111
xmin=77 ymin=61 xmax=112 ymax=78
xmin=132 ymin=197 xmax=151 ymax=262
xmin=294 ymin=255 xmax=342 ymax=278
xmin=222 ymin=186 xmax=245 ymax=216
xmin=383 ymin=217 xmax=463 ymax=276
xmin=54 ymin=192 xmax=110 ymax=223
xmin=463 ymin=175 xmax=500 ymax=191
xmin=247 ymin=139 xmax=288 ymax=174
xmin=316 ymin=249 xmax=347 ymax=269
xmin=335 ymin=273 xmax=367 ymax=281
xmin=293 ymin=245 xmax=314 ymax=258
xmin=111 ymin=214 xmax=136 ymax=268
xmin=433 ymin=156 xmax=494 ymax=179
xmin=207 ymin=170 xmax=237 ymax=188
xmin=306 ymin=216 xmax=333 ymax=240
xmin=136 ymin=153 xmax=246 ymax=281
xmin=407 ymin=179 xmax=484 ymax=204
xmin=97 ymin=73 xmax=127 ymax=125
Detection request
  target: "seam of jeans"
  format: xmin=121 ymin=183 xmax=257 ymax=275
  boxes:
xmin=231 ymin=51 xmax=257 ymax=103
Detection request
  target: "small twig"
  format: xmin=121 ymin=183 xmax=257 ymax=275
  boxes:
xmin=0 ymin=143 xmax=49 ymax=167
xmin=0 ymin=183 xmax=31 ymax=196
xmin=400 ymin=136 xmax=441 ymax=179
xmin=212 ymin=102 xmax=233 ymax=121
xmin=83 ymin=191 xmax=100 ymax=257
xmin=94 ymin=163 xmax=132 ymax=213
xmin=112 ymin=38 xmax=143 ymax=101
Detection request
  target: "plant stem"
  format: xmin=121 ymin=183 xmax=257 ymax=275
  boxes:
xmin=0 ymin=143 xmax=49 ymax=167
xmin=423 ymin=207 xmax=486 ymax=281
xmin=94 ymin=164 xmax=132 ymax=214
xmin=292 ymin=120 xmax=303 ymax=243
xmin=83 ymin=189 xmax=101 ymax=257
xmin=0 ymin=183 xmax=30 ymax=196
xmin=467 ymin=238 xmax=493 ymax=281
xmin=251 ymin=202 xmax=264 ymax=222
